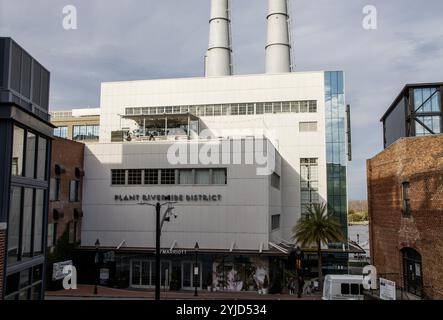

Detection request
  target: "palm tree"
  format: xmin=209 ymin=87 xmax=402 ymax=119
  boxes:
xmin=291 ymin=203 xmax=345 ymax=289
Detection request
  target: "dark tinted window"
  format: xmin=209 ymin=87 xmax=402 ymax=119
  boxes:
xmin=7 ymin=187 xmax=22 ymax=263
xmin=341 ymin=283 xmax=350 ymax=295
xmin=33 ymin=190 xmax=45 ymax=254
xmin=351 ymin=283 xmax=360 ymax=295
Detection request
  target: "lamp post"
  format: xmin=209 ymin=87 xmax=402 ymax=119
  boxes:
xmin=194 ymin=242 xmax=199 ymax=297
xmin=94 ymin=238 xmax=100 ymax=295
xmin=138 ymin=201 xmax=177 ymax=301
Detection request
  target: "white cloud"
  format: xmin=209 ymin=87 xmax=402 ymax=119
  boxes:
xmin=1 ymin=0 xmax=442 ymax=200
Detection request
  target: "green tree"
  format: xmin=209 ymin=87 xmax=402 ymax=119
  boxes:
xmin=291 ymin=203 xmax=345 ymax=289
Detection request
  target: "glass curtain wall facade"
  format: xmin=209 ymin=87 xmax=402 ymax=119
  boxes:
xmin=4 ymin=124 xmax=50 ymax=300
xmin=324 ymin=71 xmax=348 ymax=239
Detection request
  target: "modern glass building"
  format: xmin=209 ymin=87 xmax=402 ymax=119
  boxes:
xmin=381 ymin=83 xmax=443 ymax=148
xmin=325 ymin=71 xmax=348 ymax=238
xmin=0 ymin=37 xmax=53 ymax=300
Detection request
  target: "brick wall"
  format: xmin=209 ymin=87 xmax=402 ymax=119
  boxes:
xmin=0 ymin=226 xmax=5 ymax=300
xmin=48 ymin=138 xmax=85 ymax=246
xmin=367 ymin=134 xmax=443 ymax=299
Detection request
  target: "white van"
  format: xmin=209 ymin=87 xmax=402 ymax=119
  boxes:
xmin=322 ymin=275 xmax=365 ymax=300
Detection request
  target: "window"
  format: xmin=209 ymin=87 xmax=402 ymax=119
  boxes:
xmin=256 ymin=103 xmax=264 ymax=114
xmin=73 ymin=125 xmax=100 ymax=141
xmin=212 ymin=168 xmax=227 ymax=184
xmin=7 ymin=186 xmax=45 ymax=264
xmin=179 ymin=169 xmax=194 ymax=185
xmin=8 ymin=187 xmax=22 ymax=264
xmin=271 ymin=172 xmax=280 ymax=190
xmin=69 ymin=180 xmax=80 ymax=202
xmin=36 ymin=136 xmax=47 ymax=180
xmin=300 ymin=158 xmax=319 ymax=217
xmin=195 ymin=169 xmax=210 ymax=185
xmin=300 ymin=101 xmax=308 ymax=113
xmin=415 ymin=116 xmax=441 ymax=136
xmin=34 ymin=190 xmax=45 ymax=254
xmin=25 ymin=132 xmax=36 ymax=178
xmin=131 ymin=101 xmax=318 ymax=117
xmin=271 ymin=215 xmax=280 ymax=230
xmin=402 ymin=182 xmax=411 ymax=217
xmin=128 ymin=169 xmax=142 ymax=185
xmin=50 ymin=178 xmax=60 ymax=201
xmin=53 ymin=126 xmax=68 ymax=138
xmin=350 ymin=283 xmax=360 ymax=295
xmin=308 ymin=101 xmax=318 ymax=113
xmin=112 ymin=168 xmax=227 ymax=185
xmin=21 ymin=189 xmax=34 ymax=261
xmin=161 ymin=169 xmax=175 ymax=185
xmin=12 ymin=126 xmax=25 ymax=176
xmin=111 ymin=169 xmax=126 ymax=185
xmin=299 ymin=122 xmax=318 ymax=132
xmin=144 ymin=169 xmax=158 ymax=185
xmin=341 ymin=283 xmax=350 ymax=295
xmin=4 ymin=265 xmax=43 ymax=300
xmin=282 ymin=102 xmax=290 ymax=113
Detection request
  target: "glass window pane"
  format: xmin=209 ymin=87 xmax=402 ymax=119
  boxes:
xmin=142 ymin=261 xmax=150 ymax=286
xmin=31 ymin=284 xmax=42 ymax=300
xmin=33 ymin=189 xmax=44 ymax=255
xmin=22 ymin=188 xmax=34 ymax=260
xmin=20 ymin=269 xmax=30 ymax=289
xmin=195 ymin=169 xmax=210 ymax=185
xmin=179 ymin=169 xmax=194 ymax=184
xmin=25 ymin=132 xmax=37 ymax=178
xmin=12 ymin=126 xmax=25 ymax=176
xmin=37 ymin=136 xmax=47 ymax=180
xmin=212 ymin=169 xmax=226 ymax=184
xmin=8 ymin=187 xmax=22 ymax=263
xmin=6 ymin=273 xmax=20 ymax=296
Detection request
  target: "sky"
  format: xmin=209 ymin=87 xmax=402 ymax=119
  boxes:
xmin=1 ymin=0 xmax=443 ymax=200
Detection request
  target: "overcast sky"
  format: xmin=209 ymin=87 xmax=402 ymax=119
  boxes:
xmin=1 ymin=0 xmax=443 ymax=200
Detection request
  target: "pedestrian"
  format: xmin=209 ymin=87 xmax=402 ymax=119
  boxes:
xmin=287 ymin=278 xmax=293 ymax=295
xmin=297 ymin=276 xmax=305 ymax=298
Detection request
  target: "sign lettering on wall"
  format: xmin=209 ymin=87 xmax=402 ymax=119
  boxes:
xmin=114 ymin=194 xmax=222 ymax=202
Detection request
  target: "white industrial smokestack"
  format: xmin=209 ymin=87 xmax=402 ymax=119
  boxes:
xmin=205 ymin=0 xmax=233 ymax=77
xmin=266 ymin=0 xmax=292 ymax=73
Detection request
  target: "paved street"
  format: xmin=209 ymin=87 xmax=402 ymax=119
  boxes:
xmin=45 ymin=285 xmax=322 ymax=300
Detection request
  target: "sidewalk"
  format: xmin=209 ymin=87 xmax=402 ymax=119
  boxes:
xmin=45 ymin=285 xmax=322 ymax=300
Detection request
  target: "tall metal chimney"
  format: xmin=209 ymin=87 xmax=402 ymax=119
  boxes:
xmin=266 ymin=0 xmax=292 ymax=73
xmin=205 ymin=0 xmax=233 ymax=77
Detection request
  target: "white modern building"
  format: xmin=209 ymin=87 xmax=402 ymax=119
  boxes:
xmin=73 ymin=0 xmax=351 ymax=291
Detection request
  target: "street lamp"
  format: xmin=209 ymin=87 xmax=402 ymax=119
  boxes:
xmin=194 ymin=242 xmax=199 ymax=297
xmin=139 ymin=201 xmax=178 ymax=301
xmin=94 ymin=238 xmax=100 ymax=295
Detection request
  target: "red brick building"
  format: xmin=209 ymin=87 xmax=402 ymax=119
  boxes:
xmin=367 ymin=134 xmax=443 ymax=299
xmin=48 ymin=138 xmax=85 ymax=251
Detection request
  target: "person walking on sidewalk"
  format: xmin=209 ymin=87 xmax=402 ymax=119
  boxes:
xmin=297 ymin=275 xmax=305 ymax=298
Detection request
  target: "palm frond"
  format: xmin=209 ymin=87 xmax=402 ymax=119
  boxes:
xmin=291 ymin=203 xmax=345 ymax=248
